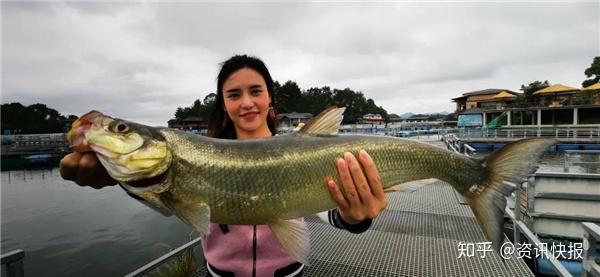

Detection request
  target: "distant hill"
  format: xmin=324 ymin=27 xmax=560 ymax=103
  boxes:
xmin=399 ymin=112 xmax=414 ymax=119
xmin=399 ymin=111 xmax=450 ymax=118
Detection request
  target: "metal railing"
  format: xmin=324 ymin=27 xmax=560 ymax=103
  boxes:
xmin=1 ymin=249 xmax=25 ymax=277
xmin=463 ymin=143 xmax=477 ymax=157
xmin=442 ymin=133 xmax=461 ymax=153
xmin=1 ymin=133 xmax=70 ymax=155
xmin=455 ymin=127 xmax=600 ymax=140
xmin=582 ymin=222 xmax=600 ymax=277
xmin=125 ymin=236 xmax=202 ymax=277
xmin=507 ymin=181 xmax=573 ymax=277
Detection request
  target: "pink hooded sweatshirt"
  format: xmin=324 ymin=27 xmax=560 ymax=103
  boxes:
xmin=202 ymin=210 xmax=372 ymax=277
xmin=126 ymin=191 xmax=371 ymax=277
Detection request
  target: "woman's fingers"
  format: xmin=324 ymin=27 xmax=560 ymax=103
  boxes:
xmin=336 ymin=156 xmax=361 ymax=207
xmin=76 ymin=153 xmax=109 ymax=189
xmin=59 ymin=152 xmax=83 ymax=181
xmin=326 ymin=179 xmax=349 ymax=210
xmin=358 ymin=149 xmax=386 ymax=201
xmin=344 ymin=152 xmax=374 ymax=204
xmin=332 ymin=150 xmax=388 ymax=225
xmin=59 ymin=152 xmax=117 ymax=188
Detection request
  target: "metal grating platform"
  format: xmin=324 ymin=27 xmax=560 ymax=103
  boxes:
xmin=193 ymin=181 xmax=533 ymax=276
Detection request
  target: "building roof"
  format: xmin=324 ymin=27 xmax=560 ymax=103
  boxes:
xmin=277 ymin=112 xmax=313 ymax=119
xmin=533 ymin=84 xmax=580 ymax=95
xmin=456 ymin=89 xmax=520 ymax=102
xmin=462 ymin=88 xmax=518 ymax=96
xmin=467 ymin=93 xmax=517 ymax=102
xmin=583 ymin=82 xmax=600 ymax=91
xmin=493 ymin=91 xmax=518 ymax=99
xmin=451 ymin=95 xmax=468 ymax=101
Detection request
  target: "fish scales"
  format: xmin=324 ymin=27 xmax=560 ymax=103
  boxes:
xmin=159 ymin=129 xmax=484 ymax=225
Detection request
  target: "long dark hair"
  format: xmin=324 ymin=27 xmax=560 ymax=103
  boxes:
xmin=207 ymin=55 xmax=278 ymax=139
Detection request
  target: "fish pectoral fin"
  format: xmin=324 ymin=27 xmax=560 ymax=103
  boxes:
xmin=268 ymin=219 xmax=311 ymax=265
xmin=166 ymin=201 xmax=211 ymax=235
xmin=297 ymin=106 xmax=345 ymax=136
xmin=384 ymin=178 xmax=438 ymax=193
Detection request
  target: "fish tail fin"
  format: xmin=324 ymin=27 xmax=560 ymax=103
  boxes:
xmin=464 ymin=138 xmax=556 ymax=252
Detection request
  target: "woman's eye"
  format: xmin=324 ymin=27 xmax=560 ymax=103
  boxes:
xmin=251 ymin=90 xmax=262 ymax=95
xmin=227 ymin=94 xmax=240 ymax=99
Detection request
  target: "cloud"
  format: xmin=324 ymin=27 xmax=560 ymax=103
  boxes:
xmin=2 ymin=2 xmax=598 ymax=125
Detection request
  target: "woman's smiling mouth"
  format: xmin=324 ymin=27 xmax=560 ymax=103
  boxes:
xmin=240 ymin=111 xmax=259 ymax=119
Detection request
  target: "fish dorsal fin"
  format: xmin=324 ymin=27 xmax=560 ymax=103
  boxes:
xmin=269 ymin=219 xmax=311 ymax=265
xmin=297 ymin=106 xmax=345 ymax=136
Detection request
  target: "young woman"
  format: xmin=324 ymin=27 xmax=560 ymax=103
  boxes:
xmin=60 ymin=55 xmax=387 ymax=276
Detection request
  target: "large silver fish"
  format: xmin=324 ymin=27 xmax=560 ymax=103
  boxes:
xmin=66 ymin=107 xmax=555 ymax=263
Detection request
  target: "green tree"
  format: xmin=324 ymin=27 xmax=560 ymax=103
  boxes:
xmin=304 ymin=86 xmax=334 ymax=115
xmin=519 ymin=80 xmax=549 ymax=107
xmin=174 ymin=93 xmax=217 ymax=120
xmin=332 ymin=88 xmax=361 ymax=123
xmin=1 ymin=102 xmax=75 ymax=134
xmin=176 ymin=81 xmax=390 ymax=125
xmin=274 ymin=81 xmax=303 ymax=113
xmin=444 ymin=113 xmax=458 ymax=121
xmin=201 ymin=93 xmax=217 ymax=116
xmin=582 ymin=56 xmax=600 ymax=88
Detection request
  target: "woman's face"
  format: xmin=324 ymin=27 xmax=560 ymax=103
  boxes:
xmin=222 ymin=68 xmax=272 ymax=139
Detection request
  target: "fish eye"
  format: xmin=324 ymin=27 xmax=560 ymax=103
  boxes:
xmin=113 ymin=122 xmax=129 ymax=133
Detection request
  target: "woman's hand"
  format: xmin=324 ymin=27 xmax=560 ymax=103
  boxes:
xmin=59 ymin=152 xmax=117 ymax=189
xmin=326 ymin=149 xmax=387 ymax=225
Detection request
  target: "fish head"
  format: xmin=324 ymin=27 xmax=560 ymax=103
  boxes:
xmin=67 ymin=111 xmax=172 ymax=182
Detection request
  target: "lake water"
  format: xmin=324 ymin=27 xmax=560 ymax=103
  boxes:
xmin=1 ymin=168 xmax=191 ymax=277
xmin=1 ymin=150 xmax=598 ymax=276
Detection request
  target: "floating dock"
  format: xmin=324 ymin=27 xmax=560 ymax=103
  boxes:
xmin=189 ymin=181 xmax=533 ymax=276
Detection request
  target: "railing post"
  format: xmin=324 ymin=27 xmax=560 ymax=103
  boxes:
xmin=513 ymin=181 xmax=522 ymax=246
xmin=526 ymin=176 xmax=535 ymax=217
xmin=564 ymin=152 xmax=570 ymax=172
xmin=1 ymin=249 xmax=25 ymax=277
xmin=582 ymin=222 xmax=599 ymax=277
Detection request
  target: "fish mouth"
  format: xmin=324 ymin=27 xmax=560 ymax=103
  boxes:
xmin=67 ymin=110 xmax=103 ymax=152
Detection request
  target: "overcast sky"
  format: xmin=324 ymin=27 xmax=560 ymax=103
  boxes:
xmin=2 ymin=1 xmax=598 ymax=126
